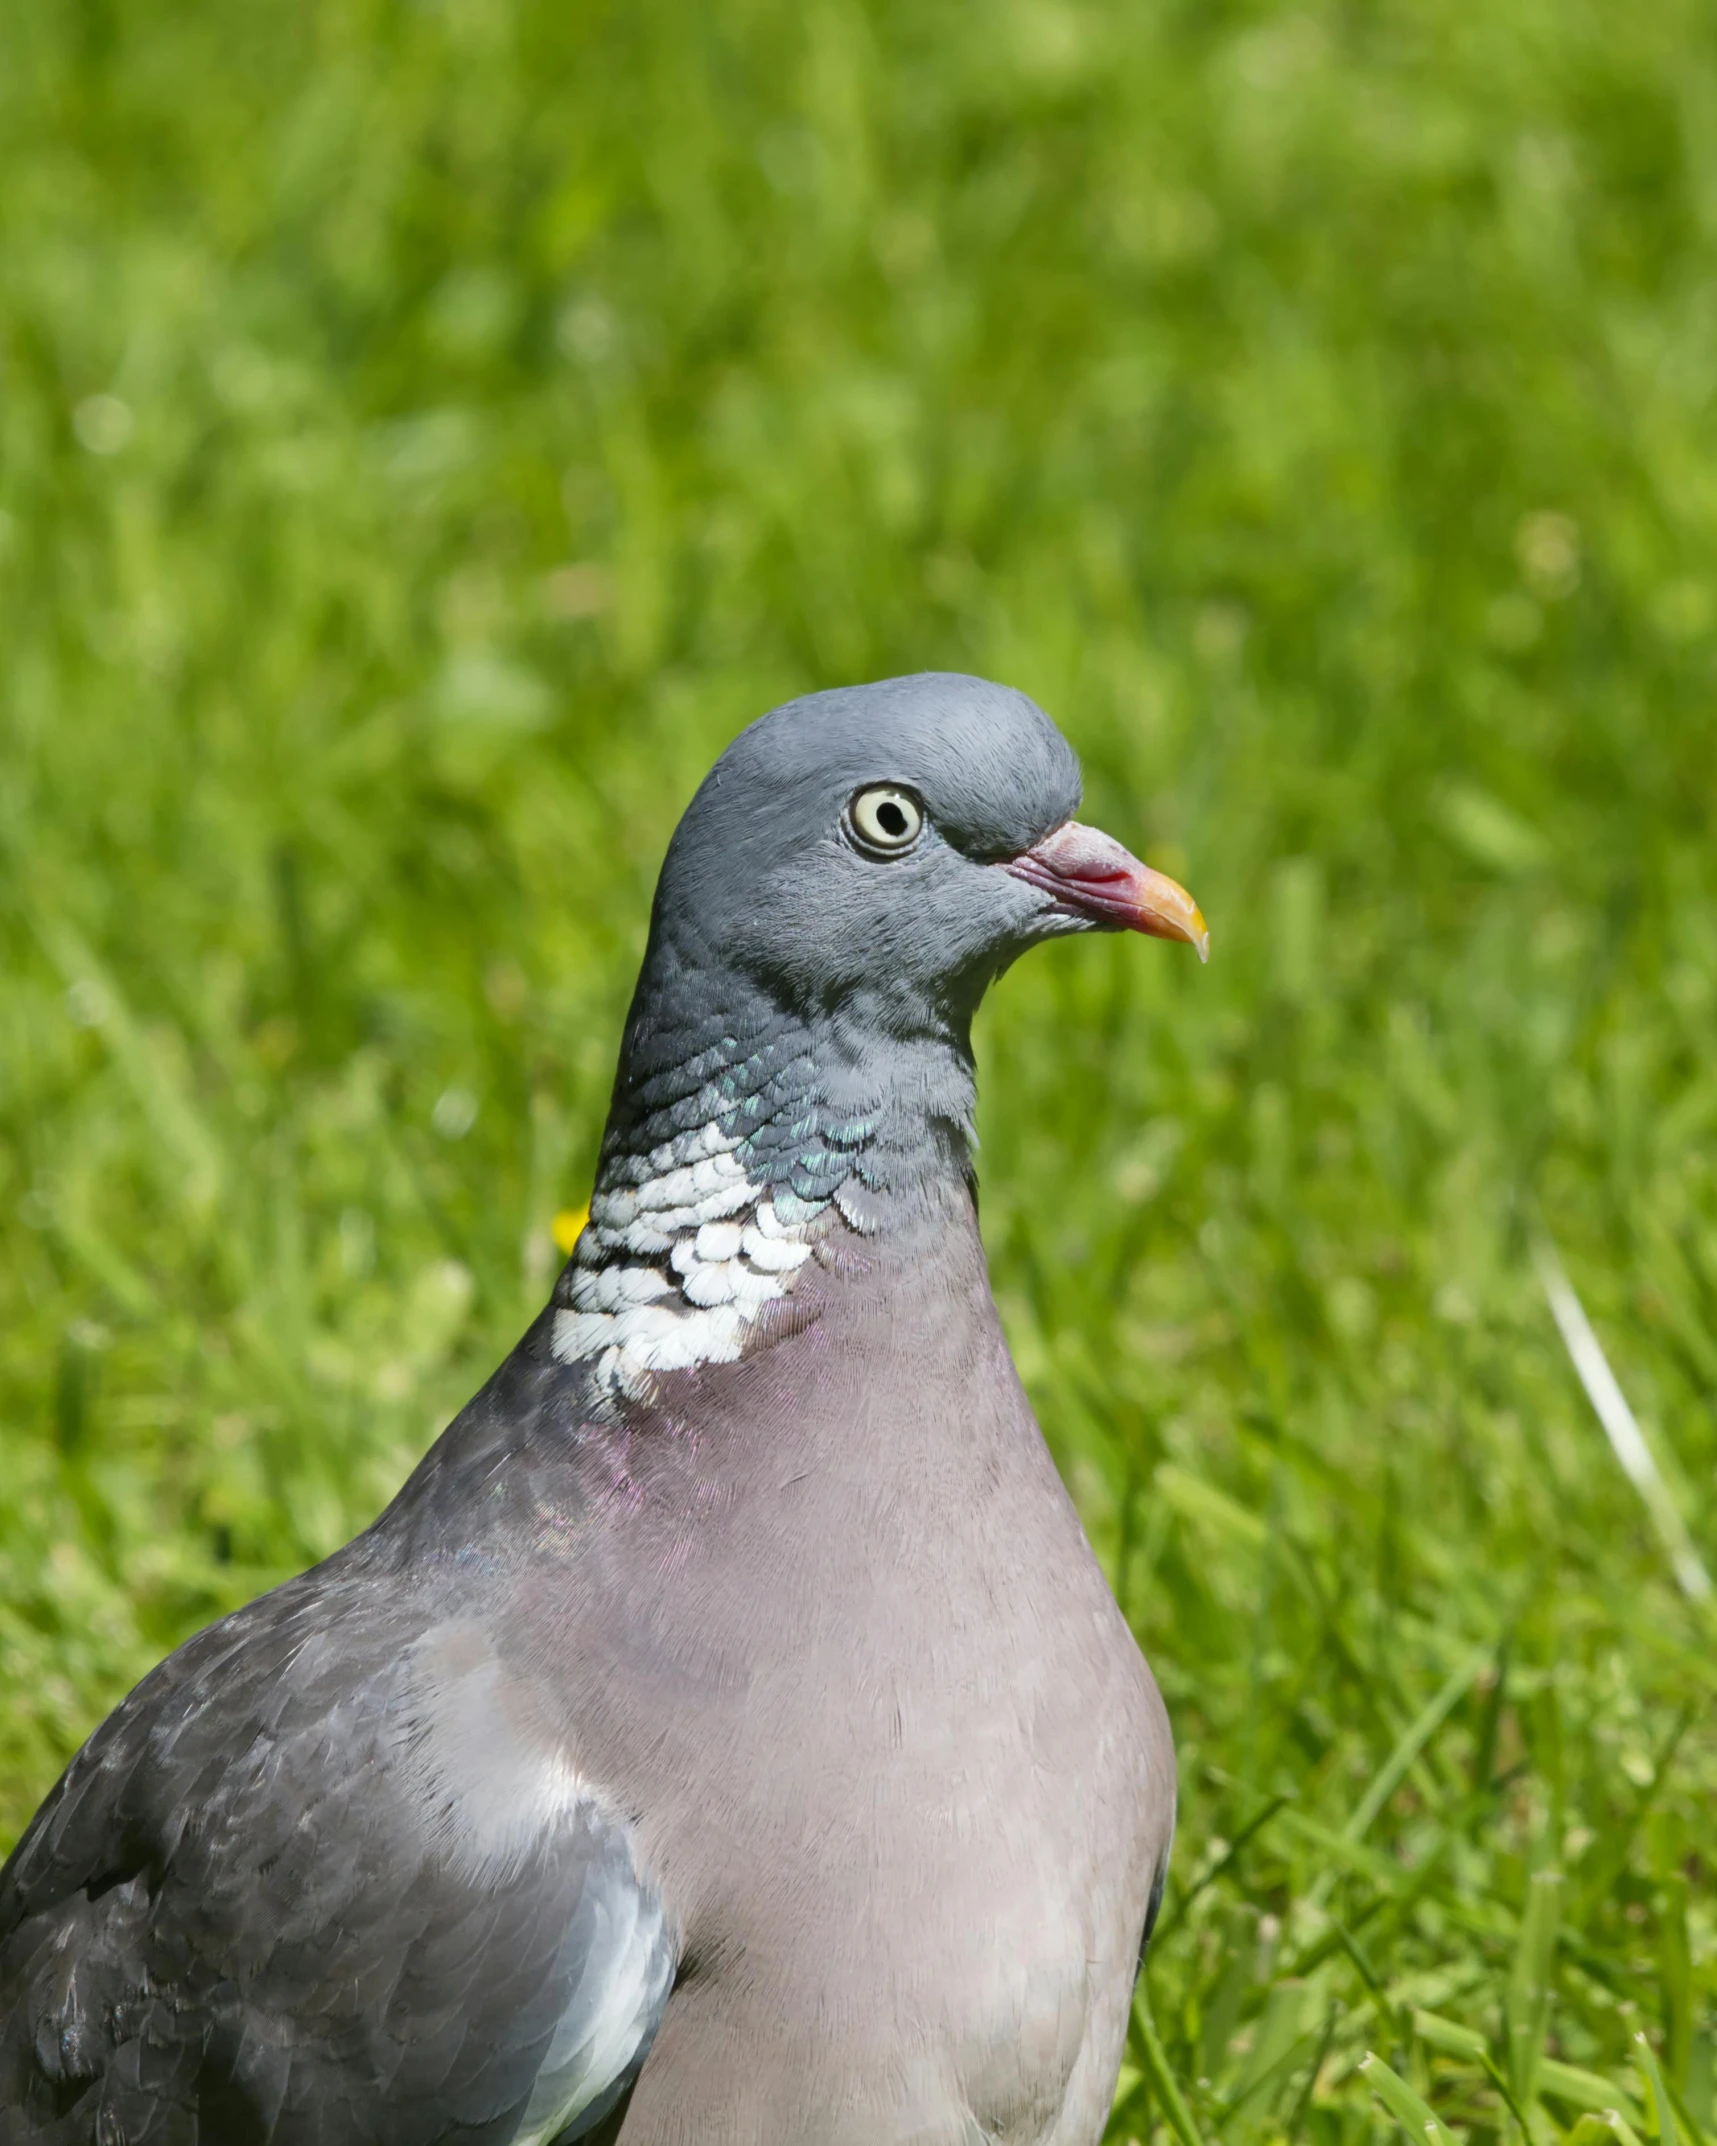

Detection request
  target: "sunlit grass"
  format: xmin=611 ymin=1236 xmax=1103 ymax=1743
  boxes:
xmin=2 ymin=0 xmax=1714 ymax=2138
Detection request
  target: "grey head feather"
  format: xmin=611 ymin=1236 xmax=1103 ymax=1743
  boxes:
xmin=607 ymin=673 xmax=1081 ymax=1193
xmin=641 ymin=672 xmax=1080 ymax=1028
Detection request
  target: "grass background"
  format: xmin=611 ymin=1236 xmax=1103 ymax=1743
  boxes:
xmin=3 ymin=0 xmax=1716 ymax=2138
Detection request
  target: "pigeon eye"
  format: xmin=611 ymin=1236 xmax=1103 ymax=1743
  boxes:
xmin=846 ymin=786 xmax=924 ymax=855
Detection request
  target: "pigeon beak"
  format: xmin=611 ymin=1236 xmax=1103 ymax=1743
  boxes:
xmin=1004 ymin=821 xmax=1210 ymax=961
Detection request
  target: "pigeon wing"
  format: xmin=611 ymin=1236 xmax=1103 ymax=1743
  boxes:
xmin=0 ymin=1575 xmax=675 ymax=2146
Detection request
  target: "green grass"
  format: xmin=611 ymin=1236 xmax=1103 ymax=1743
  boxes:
xmin=2 ymin=0 xmax=1716 ymax=2139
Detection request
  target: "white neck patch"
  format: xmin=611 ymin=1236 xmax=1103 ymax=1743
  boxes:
xmin=550 ymin=1121 xmax=815 ymax=1398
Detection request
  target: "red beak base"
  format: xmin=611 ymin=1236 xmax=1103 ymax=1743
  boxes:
xmin=1003 ymin=821 xmax=1209 ymax=960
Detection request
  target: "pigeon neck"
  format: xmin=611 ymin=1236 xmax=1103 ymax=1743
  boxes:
xmin=548 ymin=973 xmax=978 ymax=1399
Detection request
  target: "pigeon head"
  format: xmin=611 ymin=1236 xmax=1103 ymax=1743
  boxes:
xmin=641 ymin=672 xmax=1206 ymax=1045
xmin=553 ymin=674 xmax=1206 ymax=1397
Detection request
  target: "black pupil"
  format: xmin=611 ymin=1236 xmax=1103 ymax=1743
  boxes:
xmin=876 ymin=800 xmax=908 ymax=838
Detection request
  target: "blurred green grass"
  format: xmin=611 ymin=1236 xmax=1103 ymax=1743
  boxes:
xmin=3 ymin=0 xmax=1716 ymax=2138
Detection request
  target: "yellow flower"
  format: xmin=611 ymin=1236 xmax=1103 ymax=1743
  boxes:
xmin=551 ymin=1203 xmax=590 ymax=1256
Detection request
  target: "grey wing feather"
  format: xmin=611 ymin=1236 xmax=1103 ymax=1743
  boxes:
xmin=0 ymin=1575 xmax=675 ymax=2146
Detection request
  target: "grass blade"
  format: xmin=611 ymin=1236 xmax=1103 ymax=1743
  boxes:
xmin=1413 ymin=2010 xmax=1489 ymax=2061
xmin=1505 ymin=1867 xmax=1563 ymax=2111
xmin=1343 ymin=1652 xmax=1485 ymax=1846
xmin=1532 ymin=1228 xmax=1712 ymax=1602
xmin=1539 ymin=2058 xmax=1648 ymax=2131
xmin=1637 ymin=2032 xmax=1682 ymax=2146
xmin=1304 ymin=1653 xmax=1485 ymax=1912
xmin=1131 ymin=1982 xmax=1209 ymax=2146
xmin=1565 ymin=2118 xmax=1649 ymax=2146
xmin=1359 ymin=2050 xmax=1457 ymax=2143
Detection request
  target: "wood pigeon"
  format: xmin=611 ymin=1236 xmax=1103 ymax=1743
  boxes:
xmin=0 ymin=673 xmax=1208 ymax=2146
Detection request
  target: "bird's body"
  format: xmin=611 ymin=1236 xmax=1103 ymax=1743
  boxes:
xmin=1 ymin=676 xmax=1202 ymax=2146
